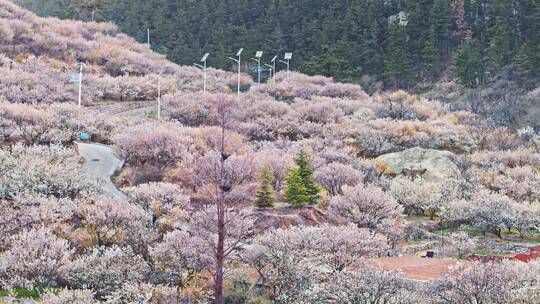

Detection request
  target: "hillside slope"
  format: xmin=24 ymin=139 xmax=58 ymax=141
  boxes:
xmin=0 ymin=0 xmax=239 ymax=105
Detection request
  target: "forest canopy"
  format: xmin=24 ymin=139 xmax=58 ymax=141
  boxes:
xmin=13 ymin=0 xmax=540 ymax=90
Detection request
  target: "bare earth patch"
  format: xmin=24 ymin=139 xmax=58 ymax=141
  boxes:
xmin=372 ymin=256 xmax=464 ymax=281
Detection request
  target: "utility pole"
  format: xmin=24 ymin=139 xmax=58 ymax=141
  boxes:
xmin=147 ymin=28 xmax=150 ymax=47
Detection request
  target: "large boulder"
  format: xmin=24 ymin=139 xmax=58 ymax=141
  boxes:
xmin=375 ymin=147 xmax=462 ymax=182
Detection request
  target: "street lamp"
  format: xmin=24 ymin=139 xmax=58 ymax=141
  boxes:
xmin=194 ymin=52 xmax=209 ymax=92
xmin=77 ymin=62 xmax=86 ymax=110
xmin=251 ymin=51 xmax=263 ymax=84
xmin=269 ymin=55 xmax=277 ymax=83
xmin=228 ymin=48 xmax=243 ymax=98
xmin=146 ymin=73 xmax=162 ymax=120
xmin=264 ymin=64 xmax=273 ymax=82
xmin=280 ymin=52 xmax=292 ymax=79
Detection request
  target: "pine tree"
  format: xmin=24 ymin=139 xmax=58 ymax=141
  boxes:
xmin=384 ymin=22 xmax=413 ymax=89
xmin=255 ymin=169 xmax=275 ymax=209
xmin=514 ymin=43 xmax=535 ymax=89
xmin=453 ymin=36 xmax=484 ymax=88
xmin=294 ymin=150 xmax=320 ymax=205
xmin=283 ymin=168 xmax=308 ymax=207
xmin=422 ymin=28 xmax=440 ymax=80
xmin=430 ymin=0 xmax=454 ymax=56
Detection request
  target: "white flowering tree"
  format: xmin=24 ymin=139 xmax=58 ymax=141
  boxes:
xmin=329 ymin=184 xmax=405 ymax=246
xmin=0 ymin=228 xmax=72 ymax=289
xmin=61 ymin=245 xmax=150 ymax=299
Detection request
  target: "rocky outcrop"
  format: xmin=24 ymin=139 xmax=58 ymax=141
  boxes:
xmin=375 ymin=147 xmax=462 ymax=182
xmin=251 ymin=206 xmax=343 ymax=234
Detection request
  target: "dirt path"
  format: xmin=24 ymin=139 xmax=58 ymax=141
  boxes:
xmin=372 ymin=256 xmax=464 ymax=281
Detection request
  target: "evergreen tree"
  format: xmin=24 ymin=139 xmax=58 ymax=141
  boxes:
xmin=255 ymin=169 xmax=275 ymax=209
xmin=514 ymin=43 xmax=535 ymax=89
xmin=384 ymin=22 xmax=413 ymax=89
xmin=453 ymin=37 xmax=484 ymax=88
xmin=294 ymin=150 xmax=320 ymax=205
xmin=422 ymin=28 xmax=440 ymax=80
xmin=283 ymin=168 xmax=308 ymax=207
xmin=430 ymin=0 xmax=454 ymax=57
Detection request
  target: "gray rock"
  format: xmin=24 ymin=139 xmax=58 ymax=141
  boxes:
xmin=375 ymin=147 xmax=462 ymax=181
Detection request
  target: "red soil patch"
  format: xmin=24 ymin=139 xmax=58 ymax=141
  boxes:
xmin=372 ymin=256 xmax=464 ymax=281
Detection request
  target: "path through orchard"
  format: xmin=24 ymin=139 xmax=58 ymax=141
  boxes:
xmin=77 ymin=142 xmax=126 ymax=201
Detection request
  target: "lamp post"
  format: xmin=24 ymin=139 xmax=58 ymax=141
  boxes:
xmin=146 ymin=73 xmax=161 ymax=120
xmin=77 ymin=62 xmax=86 ymax=110
xmin=280 ymin=52 xmax=292 ymax=79
xmin=264 ymin=64 xmax=273 ymax=81
xmin=251 ymin=51 xmax=263 ymax=84
xmin=156 ymin=73 xmax=161 ymax=120
xmin=194 ymin=53 xmax=209 ymax=92
xmin=228 ymin=48 xmax=243 ymax=98
xmin=270 ymin=55 xmax=277 ymax=83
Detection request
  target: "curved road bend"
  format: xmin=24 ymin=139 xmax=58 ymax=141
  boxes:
xmin=77 ymin=142 xmax=127 ymax=201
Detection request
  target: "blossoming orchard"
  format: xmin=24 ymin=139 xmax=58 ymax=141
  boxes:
xmin=1 ymin=0 xmax=540 ymax=303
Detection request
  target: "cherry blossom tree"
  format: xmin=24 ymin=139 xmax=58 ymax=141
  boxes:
xmin=247 ymin=224 xmax=389 ymax=302
xmin=329 ymin=184 xmax=405 ymax=246
xmin=149 ymin=230 xmax=213 ymax=287
xmin=388 ymin=177 xmax=447 ymax=218
xmin=310 ymin=267 xmax=408 ymax=304
xmin=122 ymin=182 xmax=190 ymax=227
xmin=61 ymin=245 xmax=150 ymax=299
xmin=0 ymin=144 xmax=98 ymax=199
xmin=40 ymin=289 xmax=95 ymax=304
xmin=105 ymin=283 xmax=196 ymax=304
xmin=77 ymin=198 xmax=158 ymax=254
xmin=0 ymin=101 xmax=52 ymax=145
xmin=510 ymin=202 xmax=540 ymax=238
xmin=314 ymin=162 xmax=363 ymax=196
xmin=114 ymin=122 xmax=193 ymax=170
xmin=430 ymin=261 xmax=525 ymax=304
xmin=448 ymin=231 xmax=478 ymax=258
xmin=467 ymin=189 xmax=515 ymax=237
xmin=0 ymin=228 xmax=72 ymax=289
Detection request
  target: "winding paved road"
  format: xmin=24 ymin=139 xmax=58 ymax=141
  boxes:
xmin=77 ymin=142 xmax=126 ymax=201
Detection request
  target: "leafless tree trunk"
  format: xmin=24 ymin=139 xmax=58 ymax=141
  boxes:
xmin=214 ymin=110 xmax=226 ymax=304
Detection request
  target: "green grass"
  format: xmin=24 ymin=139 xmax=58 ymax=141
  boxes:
xmin=0 ymin=286 xmax=60 ymax=300
xmin=435 ymin=225 xmax=483 ymax=237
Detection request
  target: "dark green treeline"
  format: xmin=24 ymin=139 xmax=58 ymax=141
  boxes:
xmin=14 ymin=0 xmax=540 ymax=89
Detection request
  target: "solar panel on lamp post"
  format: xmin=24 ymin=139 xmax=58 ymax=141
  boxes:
xmin=194 ymin=53 xmax=209 ymax=92
xmin=280 ymin=52 xmax=292 ymax=79
xmin=228 ymin=48 xmax=243 ymax=98
xmin=251 ymin=51 xmax=263 ymax=84
xmin=264 ymin=64 xmax=273 ymax=81
xmin=270 ymin=55 xmax=277 ymax=83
